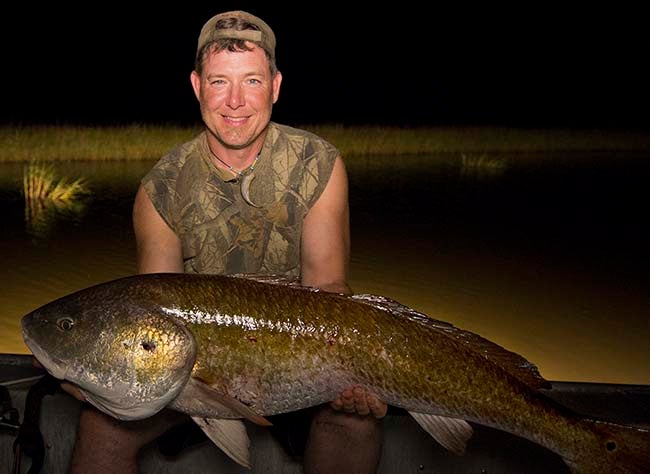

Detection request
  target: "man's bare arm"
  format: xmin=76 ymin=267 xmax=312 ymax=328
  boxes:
xmin=132 ymin=185 xmax=184 ymax=274
xmin=300 ymin=156 xmax=351 ymax=295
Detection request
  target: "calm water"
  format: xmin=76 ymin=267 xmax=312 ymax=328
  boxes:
xmin=1 ymin=152 xmax=649 ymax=384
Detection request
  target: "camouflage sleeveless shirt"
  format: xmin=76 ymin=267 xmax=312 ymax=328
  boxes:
xmin=141 ymin=122 xmax=340 ymax=277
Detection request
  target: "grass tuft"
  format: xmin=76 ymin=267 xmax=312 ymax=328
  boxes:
xmin=23 ymin=161 xmax=89 ymax=202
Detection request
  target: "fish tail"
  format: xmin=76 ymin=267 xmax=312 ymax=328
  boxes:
xmin=568 ymin=419 xmax=650 ymax=474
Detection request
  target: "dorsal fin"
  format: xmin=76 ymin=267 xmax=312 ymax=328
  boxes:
xmin=351 ymin=294 xmax=551 ymax=390
xmin=230 ymin=273 xmax=309 ymax=289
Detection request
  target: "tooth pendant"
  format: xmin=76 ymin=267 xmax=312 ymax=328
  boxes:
xmin=240 ymin=173 xmax=259 ymax=207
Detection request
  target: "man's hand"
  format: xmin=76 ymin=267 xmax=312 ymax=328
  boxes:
xmin=330 ymin=386 xmax=387 ymax=418
xmin=60 ymin=382 xmax=86 ymax=402
xmin=31 ymin=356 xmax=86 ymax=402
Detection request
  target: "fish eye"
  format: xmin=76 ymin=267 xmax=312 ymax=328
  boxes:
xmin=57 ymin=317 xmax=74 ymax=331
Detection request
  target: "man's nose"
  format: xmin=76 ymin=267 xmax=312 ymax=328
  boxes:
xmin=227 ymin=84 xmax=245 ymax=108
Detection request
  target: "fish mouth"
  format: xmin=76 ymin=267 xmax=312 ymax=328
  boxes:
xmin=23 ymin=335 xmax=68 ymax=380
xmin=22 ymin=315 xmax=68 ymax=380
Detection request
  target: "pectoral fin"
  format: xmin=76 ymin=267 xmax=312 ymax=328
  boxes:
xmin=174 ymin=378 xmax=272 ymax=427
xmin=409 ymin=411 xmax=473 ymax=455
xmin=193 ymin=417 xmax=251 ymax=469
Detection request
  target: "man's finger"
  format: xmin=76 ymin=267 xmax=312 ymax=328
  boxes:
xmin=367 ymin=394 xmax=388 ymax=419
xmin=60 ymin=382 xmax=86 ymax=402
xmin=331 ymin=391 xmax=354 ymax=412
xmin=330 ymin=397 xmax=343 ymax=410
xmin=352 ymin=387 xmax=370 ymax=415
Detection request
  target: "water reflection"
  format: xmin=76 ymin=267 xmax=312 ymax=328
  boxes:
xmin=24 ymin=197 xmax=87 ymax=239
xmin=1 ymin=153 xmax=649 ymax=385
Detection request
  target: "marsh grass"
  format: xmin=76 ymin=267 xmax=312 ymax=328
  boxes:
xmin=22 ymin=161 xmax=91 ymax=238
xmin=2 ymin=124 xmax=650 ymax=163
xmin=23 ymin=161 xmax=89 ymax=201
xmin=303 ymin=124 xmax=650 ymax=156
xmin=2 ymin=124 xmax=199 ymax=162
xmin=460 ymin=153 xmax=508 ymax=178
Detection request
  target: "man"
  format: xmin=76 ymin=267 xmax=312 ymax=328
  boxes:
xmin=68 ymin=10 xmax=387 ymax=473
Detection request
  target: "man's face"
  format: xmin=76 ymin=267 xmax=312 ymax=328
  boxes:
xmin=191 ymin=44 xmax=282 ymax=150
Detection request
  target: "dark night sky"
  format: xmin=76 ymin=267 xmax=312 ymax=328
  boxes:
xmin=2 ymin=3 xmax=648 ymax=129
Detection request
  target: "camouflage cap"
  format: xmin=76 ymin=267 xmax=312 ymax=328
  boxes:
xmin=197 ymin=10 xmax=276 ymax=61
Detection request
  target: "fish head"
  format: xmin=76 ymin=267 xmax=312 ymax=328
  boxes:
xmin=21 ymin=280 xmax=197 ymax=421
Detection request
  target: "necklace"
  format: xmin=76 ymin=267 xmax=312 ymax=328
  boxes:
xmin=211 ymin=150 xmax=260 ymax=178
xmin=209 ymin=146 xmax=261 ymax=207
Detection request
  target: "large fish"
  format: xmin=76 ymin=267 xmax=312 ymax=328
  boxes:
xmin=21 ymin=273 xmax=650 ymax=473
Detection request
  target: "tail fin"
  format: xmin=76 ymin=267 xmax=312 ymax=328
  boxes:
xmin=569 ymin=420 xmax=650 ymax=474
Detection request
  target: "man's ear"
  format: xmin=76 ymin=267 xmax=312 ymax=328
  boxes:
xmin=190 ymin=70 xmax=201 ymax=101
xmin=272 ymin=71 xmax=282 ymax=104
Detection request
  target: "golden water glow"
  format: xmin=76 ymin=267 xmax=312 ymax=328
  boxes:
xmin=349 ymin=238 xmax=650 ymax=385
